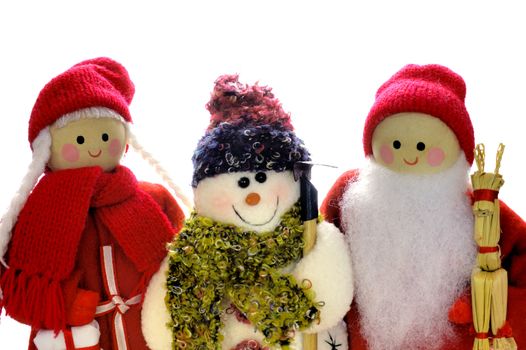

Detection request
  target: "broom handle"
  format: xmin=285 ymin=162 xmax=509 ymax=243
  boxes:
xmin=303 ymin=219 xmax=318 ymax=349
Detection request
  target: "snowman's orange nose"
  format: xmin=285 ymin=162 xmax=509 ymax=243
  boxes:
xmin=245 ymin=192 xmax=261 ymax=206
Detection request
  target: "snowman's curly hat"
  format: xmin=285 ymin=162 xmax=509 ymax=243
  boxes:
xmin=192 ymin=75 xmax=310 ymax=187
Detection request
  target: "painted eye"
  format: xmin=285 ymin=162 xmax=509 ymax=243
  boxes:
xmin=102 ymin=133 xmax=109 ymax=142
xmin=76 ymin=136 xmax=85 ymax=145
xmin=238 ymin=177 xmax=250 ymax=188
xmin=255 ymin=172 xmax=267 ymax=183
xmin=393 ymin=140 xmax=401 ymax=149
xmin=417 ymin=142 xmax=426 ymax=151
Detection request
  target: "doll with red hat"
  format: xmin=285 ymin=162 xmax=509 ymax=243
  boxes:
xmin=321 ymin=64 xmax=526 ymax=349
xmin=141 ymin=75 xmax=353 ymax=349
xmin=0 ymin=57 xmax=190 ymax=350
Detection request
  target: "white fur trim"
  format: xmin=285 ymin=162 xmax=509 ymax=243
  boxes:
xmin=292 ymin=221 xmax=353 ymax=333
xmin=33 ymin=320 xmax=100 ymax=350
xmin=141 ymin=257 xmax=172 ymax=350
xmin=0 ymin=128 xmax=51 ymax=267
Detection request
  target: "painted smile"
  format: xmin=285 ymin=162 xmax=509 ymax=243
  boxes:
xmin=88 ymin=150 xmax=102 ymax=158
xmin=403 ymin=157 xmax=419 ymax=166
xmin=233 ymin=197 xmax=279 ymax=226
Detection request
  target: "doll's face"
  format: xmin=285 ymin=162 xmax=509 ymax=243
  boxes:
xmin=371 ymin=112 xmax=461 ymax=174
xmin=48 ymin=117 xmax=127 ymax=172
xmin=194 ymin=170 xmax=300 ymax=233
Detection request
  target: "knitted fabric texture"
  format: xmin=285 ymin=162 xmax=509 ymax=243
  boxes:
xmin=363 ymin=64 xmax=474 ymax=164
xmin=165 ymin=204 xmax=321 ymax=349
xmin=28 ymin=57 xmax=134 ymax=144
xmin=1 ymin=166 xmax=174 ymax=331
xmin=192 ymin=74 xmax=310 ymax=186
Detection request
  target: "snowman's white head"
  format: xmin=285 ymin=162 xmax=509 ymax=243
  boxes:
xmin=192 ymin=74 xmax=310 ymax=232
xmin=194 ymin=170 xmax=300 ymax=232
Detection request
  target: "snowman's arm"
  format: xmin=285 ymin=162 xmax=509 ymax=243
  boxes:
xmin=141 ymin=257 xmax=172 ymax=350
xmin=292 ymin=221 xmax=353 ymax=333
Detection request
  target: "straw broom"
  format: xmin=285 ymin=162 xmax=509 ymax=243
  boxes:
xmin=471 ymin=144 xmax=516 ymax=350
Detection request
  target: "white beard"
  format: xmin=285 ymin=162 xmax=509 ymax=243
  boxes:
xmin=341 ymin=156 xmax=476 ymax=350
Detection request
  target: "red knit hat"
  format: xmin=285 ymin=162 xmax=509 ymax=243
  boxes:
xmin=363 ymin=64 xmax=474 ymax=164
xmin=28 ymin=57 xmax=135 ymax=145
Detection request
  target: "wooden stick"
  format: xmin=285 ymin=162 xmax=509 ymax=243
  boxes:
xmin=303 ymin=219 xmax=318 ymax=349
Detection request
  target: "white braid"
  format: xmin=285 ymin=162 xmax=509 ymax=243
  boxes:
xmin=127 ymin=128 xmax=193 ymax=214
xmin=0 ymin=129 xmax=51 ymax=267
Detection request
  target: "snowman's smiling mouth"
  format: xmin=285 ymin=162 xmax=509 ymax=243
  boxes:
xmin=232 ymin=197 xmax=280 ymax=226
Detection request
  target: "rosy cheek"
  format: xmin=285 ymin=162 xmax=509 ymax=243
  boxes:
xmin=427 ymin=147 xmax=446 ymax=167
xmin=379 ymin=144 xmax=394 ymax=164
xmin=108 ymin=139 xmax=123 ymax=157
xmin=61 ymin=144 xmax=80 ymax=162
xmin=211 ymin=194 xmax=232 ymax=216
xmin=274 ymin=185 xmax=290 ymax=199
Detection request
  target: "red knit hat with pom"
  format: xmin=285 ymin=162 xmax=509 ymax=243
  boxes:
xmin=363 ymin=64 xmax=474 ymax=164
xmin=28 ymin=57 xmax=135 ymax=145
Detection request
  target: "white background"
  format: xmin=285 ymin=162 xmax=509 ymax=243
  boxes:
xmin=1 ymin=1 xmax=525 ymax=348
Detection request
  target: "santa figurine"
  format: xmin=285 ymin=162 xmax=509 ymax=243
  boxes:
xmin=321 ymin=64 xmax=526 ymax=349
xmin=141 ymin=74 xmax=353 ymax=349
xmin=0 ymin=57 xmax=189 ymax=350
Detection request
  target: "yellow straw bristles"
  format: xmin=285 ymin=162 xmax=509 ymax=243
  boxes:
xmin=470 ymin=144 xmax=516 ymax=349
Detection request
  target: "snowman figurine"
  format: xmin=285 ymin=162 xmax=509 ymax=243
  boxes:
xmin=142 ymin=75 xmax=353 ymax=349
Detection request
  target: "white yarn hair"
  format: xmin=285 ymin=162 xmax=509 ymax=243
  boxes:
xmin=0 ymin=107 xmax=192 ymax=267
xmin=127 ymin=129 xmax=193 ymax=213
xmin=53 ymin=107 xmax=127 ymax=128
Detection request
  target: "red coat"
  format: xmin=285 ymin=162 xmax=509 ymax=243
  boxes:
xmin=321 ymin=169 xmax=526 ymax=350
xmin=1 ymin=170 xmax=184 ymax=350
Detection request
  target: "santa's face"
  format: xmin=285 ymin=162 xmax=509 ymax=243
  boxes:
xmin=194 ymin=170 xmax=300 ymax=232
xmin=48 ymin=117 xmax=127 ymax=172
xmin=371 ymin=112 xmax=461 ymax=174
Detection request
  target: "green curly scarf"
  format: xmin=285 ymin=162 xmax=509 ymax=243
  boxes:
xmin=165 ymin=203 xmax=320 ymax=349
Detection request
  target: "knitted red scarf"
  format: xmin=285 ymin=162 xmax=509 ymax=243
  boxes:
xmin=0 ymin=166 xmax=174 ymax=331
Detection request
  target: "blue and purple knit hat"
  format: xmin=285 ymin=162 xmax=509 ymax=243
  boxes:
xmin=192 ymin=75 xmax=310 ymax=187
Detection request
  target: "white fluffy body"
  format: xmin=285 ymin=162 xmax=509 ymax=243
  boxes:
xmin=340 ymin=156 xmax=476 ymax=350
xmin=292 ymin=221 xmax=353 ymax=333
xmin=142 ymin=170 xmax=353 ymax=349
xmin=220 ymin=313 xmax=266 ymax=349
xmin=141 ymin=257 xmax=172 ymax=350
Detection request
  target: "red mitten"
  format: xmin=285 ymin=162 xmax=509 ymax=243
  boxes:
xmin=448 ymin=292 xmax=472 ymax=325
xmin=62 ymin=270 xmax=99 ymax=326
xmin=66 ymin=289 xmax=99 ymax=326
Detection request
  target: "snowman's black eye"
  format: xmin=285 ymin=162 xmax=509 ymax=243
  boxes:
xmin=255 ymin=172 xmax=267 ymax=183
xmin=417 ymin=142 xmax=426 ymax=151
xmin=102 ymin=133 xmax=109 ymax=142
xmin=238 ymin=177 xmax=250 ymax=188
xmin=393 ymin=140 xmax=401 ymax=149
xmin=76 ymin=136 xmax=85 ymax=145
